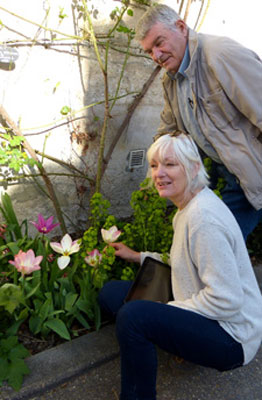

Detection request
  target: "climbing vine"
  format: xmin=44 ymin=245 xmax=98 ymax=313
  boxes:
xmin=0 ymin=0 xmax=210 ymax=232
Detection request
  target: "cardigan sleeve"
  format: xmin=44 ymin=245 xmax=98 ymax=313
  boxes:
xmin=168 ymin=221 xmax=244 ymax=320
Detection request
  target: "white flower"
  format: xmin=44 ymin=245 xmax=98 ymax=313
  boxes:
xmin=50 ymin=233 xmax=80 ymax=270
xmin=101 ymin=226 xmax=121 ymax=244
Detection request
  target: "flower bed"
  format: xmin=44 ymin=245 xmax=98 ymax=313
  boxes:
xmin=1 ymin=178 xmax=261 ymax=391
xmin=0 ymin=179 xmax=175 ymax=391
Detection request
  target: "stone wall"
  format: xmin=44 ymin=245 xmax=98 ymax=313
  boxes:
xmin=0 ymin=0 xmax=261 ymax=236
xmin=0 ymin=0 xmax=161 ymax=236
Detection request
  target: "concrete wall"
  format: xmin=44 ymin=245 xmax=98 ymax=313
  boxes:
xmin=0 ymin=0 xmax=261 ymax=236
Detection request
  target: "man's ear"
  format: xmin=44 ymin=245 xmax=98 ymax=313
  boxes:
xmin=175 ymin=19 xmax=188 ymax=36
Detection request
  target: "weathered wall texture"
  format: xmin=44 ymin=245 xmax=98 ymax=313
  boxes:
xmin=0 ymin=0 xmax=261 ymax=236
xmin=0 ymin=0 xmax=161 ymax=236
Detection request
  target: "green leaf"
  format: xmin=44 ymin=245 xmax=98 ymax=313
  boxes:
xmin=44 ymin=318 xmax=71 ymax=340
xmin=9 ymin=344 xmax=30 ymax=361
xmin=0 ymin=284 xmax=24 ymax=313
xmin=116 ymin=25 xmax=130 ymax=34
xmin=0 ymin=357 xmax=9 ymax=381
xmin=6 ymin=318 xmax=26 ymax=336
xmin=127 ymin=9 xmax=133 ymax=16
xmin=75 ymin=312 xmax=91 ymax=330
xmin=8 ymin=358 xmax=30 ymax=391
xmin=9 ymin=136 xmax=24 ymax=146
xmin=65 ymin=292 xmax=78 ymax=312
xmin=60 ymin=105 xmax=71 ymax=115
xmin=75 ymin=298 xmax=90 ymax=314
xmin=29 ymin=315 xmax=42 ymax=335
xmin=6 ymin=241 xmax=21 ymax=255
xmin=25 ymin=281 xmax=41 ymax=300
xmin=0 ymin=336 xmax=18 ymax=354
xmin=48 ymin=310 xmax=65 ymax=317
xmin=38 ymin=297 xmax=53 ymax=322
xmin=0 ymin=193 xmax=22 ymax=240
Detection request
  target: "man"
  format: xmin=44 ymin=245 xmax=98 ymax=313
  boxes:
xmin=135 ymin=4 xmax=262 ymax=240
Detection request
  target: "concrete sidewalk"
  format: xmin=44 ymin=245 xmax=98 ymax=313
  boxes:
xmin=1 ymin=264 xmax=262 ymax=400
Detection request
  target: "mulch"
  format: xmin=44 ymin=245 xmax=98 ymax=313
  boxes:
xmin=17 ymin=323 xmax=91 ymax=356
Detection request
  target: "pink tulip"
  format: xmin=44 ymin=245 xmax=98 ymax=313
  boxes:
xmin=31 ymin=214 xmax=60 ymax=234
xmin=9 ymin=249 xmax=42 ymax=277
xmin=85 ymin=249 xmax=102 ymax=267
xmin=101 ymin=226 xmax=121 ymax=244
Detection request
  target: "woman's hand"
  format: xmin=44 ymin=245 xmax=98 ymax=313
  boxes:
xmin=110 ymin=242 xmax=141 ymax=264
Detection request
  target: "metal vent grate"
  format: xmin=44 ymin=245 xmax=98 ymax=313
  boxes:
xmin=0 ymin=46 xmax=19 ymax=63
xmin=128 ymin=149 xmax=145 ymax=169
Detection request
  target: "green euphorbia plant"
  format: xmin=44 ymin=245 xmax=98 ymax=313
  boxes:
xmin=80 ymin=180 xmax=176 ymax=283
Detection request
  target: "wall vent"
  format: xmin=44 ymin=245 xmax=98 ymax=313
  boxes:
xmin=128 ymin=149 xmax=145 ymax=169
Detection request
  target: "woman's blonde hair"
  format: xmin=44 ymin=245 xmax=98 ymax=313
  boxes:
xmin=147 ymin=132 xmax=209 ymax=193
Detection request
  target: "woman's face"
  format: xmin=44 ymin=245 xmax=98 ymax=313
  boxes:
xmin=150 ymin=147 xmax=189 ymax=208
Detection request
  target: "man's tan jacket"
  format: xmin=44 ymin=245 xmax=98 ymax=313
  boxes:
xmin=158 ymin=29 xmax=262 ymax=210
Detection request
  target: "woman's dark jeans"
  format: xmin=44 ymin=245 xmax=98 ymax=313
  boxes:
xmin=98 ymin=281 xmax=244 ymax=400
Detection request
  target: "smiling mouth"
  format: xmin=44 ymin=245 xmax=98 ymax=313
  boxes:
xmin=157 ymin=182 xmax=171 ymax=188
xmin=157 ymin=56 xmax=169 ymax=65
xmin=161 ymin=56 xmax=170 ymax=65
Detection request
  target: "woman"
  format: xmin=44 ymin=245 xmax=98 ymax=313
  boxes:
xmin=99 ymin=132 xmax=262 ymax=400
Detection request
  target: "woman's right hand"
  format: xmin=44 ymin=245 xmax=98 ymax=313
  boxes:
xmin=110 ymin=242 xmax=141 ymax=264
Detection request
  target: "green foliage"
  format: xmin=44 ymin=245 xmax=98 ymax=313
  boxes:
xmin=132 ymin=0 xmax=151 ymax=5
xmin=88 ymin=192 xmax=111 ymax=230
xmin=128 ymin=178 xmax=176 ymax=253
xmin=80 ymin=178 xmax=176 ymax=285
xmin=0 ymin=191 xmax=105 ymax=346
xmin=203 ymin=157 xmax=225 ymax=198
xmin=0 ymin=134 xmax=36 ymax=174
xmin=60 ymin=105 xmax=71 ymax=115
xmin=0 ymin=283 xmax=24 ymax=313
xmin=58 ymin=7 xmax=68 ymax=21
xmin=110 ymin=5 xmax=124 ymax=20
xmin=121 ymin=266 xmax=135 ymax=281
xmin=0 ymin=175 xmax=261 ymax=392
xmin=0 ymin=335 xmax=30 ymax=391
xmin=116 ymin=25 xmax=135 ymax=37
xmin=0 ymin=192 xmax=23 ymax=240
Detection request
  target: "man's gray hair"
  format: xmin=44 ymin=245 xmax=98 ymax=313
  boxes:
xmin=135 ymin=4 xmax=181 ymax=41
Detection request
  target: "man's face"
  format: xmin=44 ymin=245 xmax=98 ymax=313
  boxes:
xmin=140 ymin=21 xmax=188 ymax=74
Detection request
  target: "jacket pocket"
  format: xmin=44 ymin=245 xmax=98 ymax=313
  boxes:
xmin=198 ymin=89 xmax=240 ymax=130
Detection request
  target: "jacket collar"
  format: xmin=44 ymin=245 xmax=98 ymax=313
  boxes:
xmin=165 ymin=28 xmax=199 ymax=82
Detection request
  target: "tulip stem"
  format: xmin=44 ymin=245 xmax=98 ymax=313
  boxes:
xmin=13 ymin=268 xmax=18 ymax=285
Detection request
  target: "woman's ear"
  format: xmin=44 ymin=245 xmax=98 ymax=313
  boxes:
xmin=192 ymin=162 xmax=200 ymax=179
